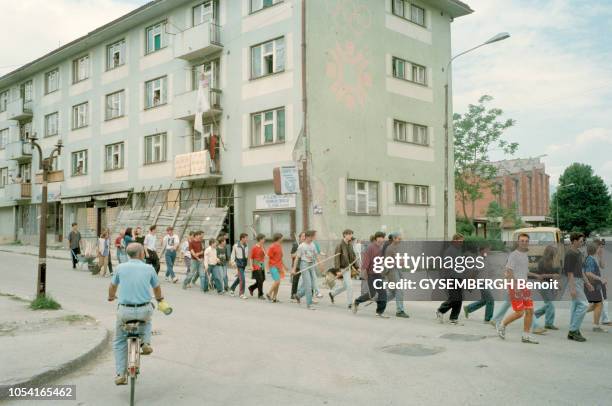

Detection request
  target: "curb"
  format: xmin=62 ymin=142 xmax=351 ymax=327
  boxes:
xmin=0 ymin=313 xmax=111 ymax=400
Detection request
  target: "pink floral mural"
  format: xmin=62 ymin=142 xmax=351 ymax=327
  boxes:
xmin=325 ymin=41 xmax=373 ymax=110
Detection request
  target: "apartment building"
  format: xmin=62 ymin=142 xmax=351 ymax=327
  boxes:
xmin=0 ymin=0 xmax=472 ymax=245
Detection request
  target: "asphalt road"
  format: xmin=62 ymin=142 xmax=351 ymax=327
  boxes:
xmin=1 ymin=248 xmax=611 ymax=406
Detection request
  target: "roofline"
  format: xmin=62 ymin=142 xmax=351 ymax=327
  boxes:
xmin=0 ymin=0 xmax=164 ymax=85
xmin=448 ymin=0 xmax=474 ymax=15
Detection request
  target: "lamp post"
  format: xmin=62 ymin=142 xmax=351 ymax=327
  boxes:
xmin=555 ymin=182 xmax=575 ymax=229
xmin=443 ymin=32 xmax=510 ymax=240
xmin=28 ymin=134 xmax=63 ymax=297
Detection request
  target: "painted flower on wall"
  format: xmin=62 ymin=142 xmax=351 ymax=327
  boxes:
xmin=326 ymin=42 xmax=372 ymax=110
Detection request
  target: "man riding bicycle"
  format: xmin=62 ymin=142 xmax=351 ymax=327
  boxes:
xmin=108 ymin=243 xmax=165 ymax=385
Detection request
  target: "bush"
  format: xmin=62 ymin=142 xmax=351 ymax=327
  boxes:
xmin=30 ymin=294 xmax=61 ymax=310
xmin=456 ymin=218 xmax=475 ymax=236
xmin=463 ymin=235 xmax=507 ymax=252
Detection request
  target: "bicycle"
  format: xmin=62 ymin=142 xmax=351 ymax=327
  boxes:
xmin=123 ymin=320 xmax=144 ymax=406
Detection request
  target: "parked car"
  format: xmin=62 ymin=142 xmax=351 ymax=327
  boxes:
xmin=513 ymin=227 xmax=565 ymax=270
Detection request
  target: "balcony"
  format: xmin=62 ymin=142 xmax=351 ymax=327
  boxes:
xmin=174 ymin=88 xmax=222 ymax=120
xmin=174 ymin=151 xmax=221 ymax=181
xmin=5 ymin=182 xmax=32 ymax=201
xmin=175 ymin=22 xmax=222 ymax=60
xmin=5 ymin=140 xmax=32 ymax=162
xmin=6 ymin=98 xmax=33 ymax=121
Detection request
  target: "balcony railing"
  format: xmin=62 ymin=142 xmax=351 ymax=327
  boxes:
xmin=174 ymin=88 xmax=222 ymax=120
xmin=6 ymin=98 xmax=33 ymax=121
xmin=20 ymin=182 xmax=32 ymax=198
xmin=175 ymin=21 xmax=223 ymax=60
xmin=4 ymin=182 xmax=32 ymax=201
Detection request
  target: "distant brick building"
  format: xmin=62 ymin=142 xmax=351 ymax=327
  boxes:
xmin=456 ymin=157 xmax=551 ymax=225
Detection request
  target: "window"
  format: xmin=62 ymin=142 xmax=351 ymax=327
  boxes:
xmin=44 ymin=112 xmax=59 ymax=137
xmin=107 ymin=39 xmax=126 ymax=70
xmin=72 ymin=55 xmax=89 ymax=83
xmin=71 ymin=150 xmax=88 ymax=176
xmin=105 ymin=142 xmax=124 ymax=170
xmin=393 ymin=120 xmax=428 ymax=145
xmin=145 ymin=76 xmax=167 ymax=108
xmin=251 ymin=107 xmax=285 ymax=146
xmin=254 ymin=210 xmax=293 ymax=237
xmin=146 ymin=21 xmax=167 ymax=54
xmin=0 ymin=167 xmax=8 ymax=188
xmin=395 ymin=183 xmax=429 ymax=205
xmin=192 ymin=59 xmax=219 ymax=90
xmin=251 ymin=37 xmax=285 ymax=79
xmin=106 ymin=90 xmax=125 ymax=120
xmin=45 ymin=69 xmax=59 ymax=94
xmin=0 ymin=128 xmax=8 ymax=149
xmin=0 ymin=90 xmax=8 ymax=112
xmin=250 ymin=0 xmax=282 ymax=13
xmin=21 ymin=81 xmax=33 ymax=102
xmin=19 ymin=163 xmax=31 ymax=182
xmin=346 ymin=179 xmax=378 ymax=215
xmin=144 ymin=133 xmax=167 ymax=164
xmin=72 ymin=102 xmax=88 ymax=129
xmin=392 ymin=0 xmax=426 ymax=27
xmin=392 ymin=57 xmax=427 ymax=85
xmin=193 ymin=1 xmax=216 ymax=25
xmin=193 ymin=123 xmax=217 ymax=151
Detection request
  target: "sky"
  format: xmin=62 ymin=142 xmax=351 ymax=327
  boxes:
xmin=0 ymin=0 xmax=610 ymax=187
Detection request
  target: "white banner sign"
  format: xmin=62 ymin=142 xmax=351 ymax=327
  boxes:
xmin=280 ymin=166 xmax=299 ymax=194
xmin=256 ymin=194 xmax=296 ymax=210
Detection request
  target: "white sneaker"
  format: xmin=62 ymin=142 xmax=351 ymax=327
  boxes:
xmin=240 ymin=295 xmax=247 ymax=299
xmin=496 ymin=321 xmax=506 ymax=339
xmin=316 ymin=292 xmax=323 ymax=298
xmin=230 ymin=291 xmax=235 ymax=297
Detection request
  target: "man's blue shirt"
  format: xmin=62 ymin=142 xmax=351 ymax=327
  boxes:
xmin=112 ymin=259 xmax=159 ymax=305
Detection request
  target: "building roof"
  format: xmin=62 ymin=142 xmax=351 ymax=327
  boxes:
xmin=0 ymin=0 xmax=191 ymax=89
xmin=489 ymin=157 xmax=546 ymax=176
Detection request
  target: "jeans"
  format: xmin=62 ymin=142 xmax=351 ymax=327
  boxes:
xmin=113 ymin=304 xmax=153 ymax=375
xmin=165 ymin=251 xmax=177 ymax=279
xmin=182 ymin=258 xmax=193 ymax=288
xmin=190 ymin=260 xmax=206 ymax=292
xmin=211 ymin=265 xmax=224 ymax=293
xmin=70 ymin=247 xmax=80 ymax=268
xmin=492 ymin=300 xmax=511 ymax=323
xmin=569 ymin=278 xmax=588 ymax=332
xmin=354 ymin=273 xmax=387 ymax=314
xmin=437 ymin=287 xmax=463 ymax=321
xmin=222 ymin=265 xmax=229 ymax=291
xmin=385 ymin=269 xmax=405 ymax=313
xmin=310 ymin=268 xmax=320 ymax=295
xmin=297 ymin=268 xmax=315 ymax=306
xmin=531 ymin=299 xmax=555 ymax=329
xmin=465 ymin=289 xmax=494 ymax=321
xmin=117 ymin=248 xmax=127 ymax=264
xmin=291 ymin=271 xmax=301 ymax=297
xmin=331 ymin=268 xmax=353 ymax=305
xmin=231 ymin=268 xmax=246 ymax=295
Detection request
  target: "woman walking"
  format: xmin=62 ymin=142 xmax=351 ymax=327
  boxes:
xmin=97 ymin=229 xmax=111 ymax=277
xmin=584 ymin=242 xmax=608 ymax=332
xmin=266 ymin=233 xmax=285 ymax=302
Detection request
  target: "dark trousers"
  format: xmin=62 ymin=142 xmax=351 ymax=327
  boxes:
xmin=70 ymin=247 xmax=81 ymax=268
xmin=108 ymin=251 xmax=113 ymax=274
xmin=354 ymin=273 xmax=387 ymax=314
xmin=291 ymin=271 xmax=301 ymax=297
xmin=230 ymin=268 xmax=246 ymax=295
xmin=438 ymin=287 xmax=463 ymax=321
xmin=249 ymin=270 xmax=265 ymax=297
xmin=146 ymin=249 xmax=160 ymax=274
xmin=465 ymin=289 xmax=494 ymax=321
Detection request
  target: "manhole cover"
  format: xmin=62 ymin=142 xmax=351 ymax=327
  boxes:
xmin=439 ymin=333 xmax=486 ymax=342
xmin=381 ymin=343 xmax=445 ymax=356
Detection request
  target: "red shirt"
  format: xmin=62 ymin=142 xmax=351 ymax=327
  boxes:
xmin=114 ymin=235 xmax=122 ymax=248
xmin=250 ymin=245 xmax=265 ymax=270
xmin=268 ymin=243 xmax=283 ymax=269
xmin=189 ymin=240 xmax=203 ymax=260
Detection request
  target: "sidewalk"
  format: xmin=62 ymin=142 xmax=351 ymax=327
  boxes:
xmin=0 ymin=293 xmax=109 ymax=399
xmin=0 ymin=244 xmax=189 ymax=275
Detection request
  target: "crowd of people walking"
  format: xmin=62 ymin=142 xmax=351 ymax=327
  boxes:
xmin=78 ymin=222 xmax=610 ymax=344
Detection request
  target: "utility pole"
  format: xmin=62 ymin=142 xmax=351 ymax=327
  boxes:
xmin=29 ymin=134 xmax=62 ymax=297
xmin=300 ymin=0 xmax=309 ymax=231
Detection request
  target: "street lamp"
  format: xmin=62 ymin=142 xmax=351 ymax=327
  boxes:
xmin=28 ymin=133 xmax=63 ymax=298
xmin=555 ymin=183 xmax=575 ymax=229
xmin=443 ymin=32 xmax=510 ymax=240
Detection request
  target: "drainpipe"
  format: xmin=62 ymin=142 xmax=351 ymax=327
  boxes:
xmin=300 ymin=0 xmax=309 ymax=231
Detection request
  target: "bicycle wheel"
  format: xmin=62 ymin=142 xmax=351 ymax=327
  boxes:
xmin=130 ymin=376 xmax=136 ymax=406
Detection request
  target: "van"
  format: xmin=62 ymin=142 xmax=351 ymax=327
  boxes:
xmin=512 ymin=227 xmax=564 ymax=270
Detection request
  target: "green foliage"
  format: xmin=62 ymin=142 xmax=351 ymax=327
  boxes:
xmin=463 ymin=235 xmax=507 ymax=252
xmin=454 ymin=95 xmax=517 ymax=220
xmin=485 ymin=201 xmax=523 ymax=240
xmin=456 ymin=217 xmax=475 ymax=236
xmin=550 ymin=163 xmax=612 ymax=235
xmin=30 ymin=294 xmax=61 ymax=310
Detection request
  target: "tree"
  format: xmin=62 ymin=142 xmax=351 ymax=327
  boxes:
xmin=550 ymin=163 xmax=612 ymax=235
xmin=485 ymin=201 xmax=523 ymax=240
xmin=454 ymin=95 xmax=517 ymax=221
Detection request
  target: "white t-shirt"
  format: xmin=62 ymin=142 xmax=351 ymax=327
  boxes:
xmin=162 ymin=234 xmax=179 ymax=251
xmin=144 ymin=234 xmax=157 ymax=251
xmin=181 ymin=240 xmax=191 ymax=258
xmin=506 ymin=249 xmax=529 ymax=281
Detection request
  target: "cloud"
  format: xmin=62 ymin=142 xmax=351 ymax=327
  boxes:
xmin=0 ymin=0 xmax=144 ymax=76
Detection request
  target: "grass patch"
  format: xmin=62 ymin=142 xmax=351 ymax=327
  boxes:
xmin=30 ymin=294 xmax=62 ymax=310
